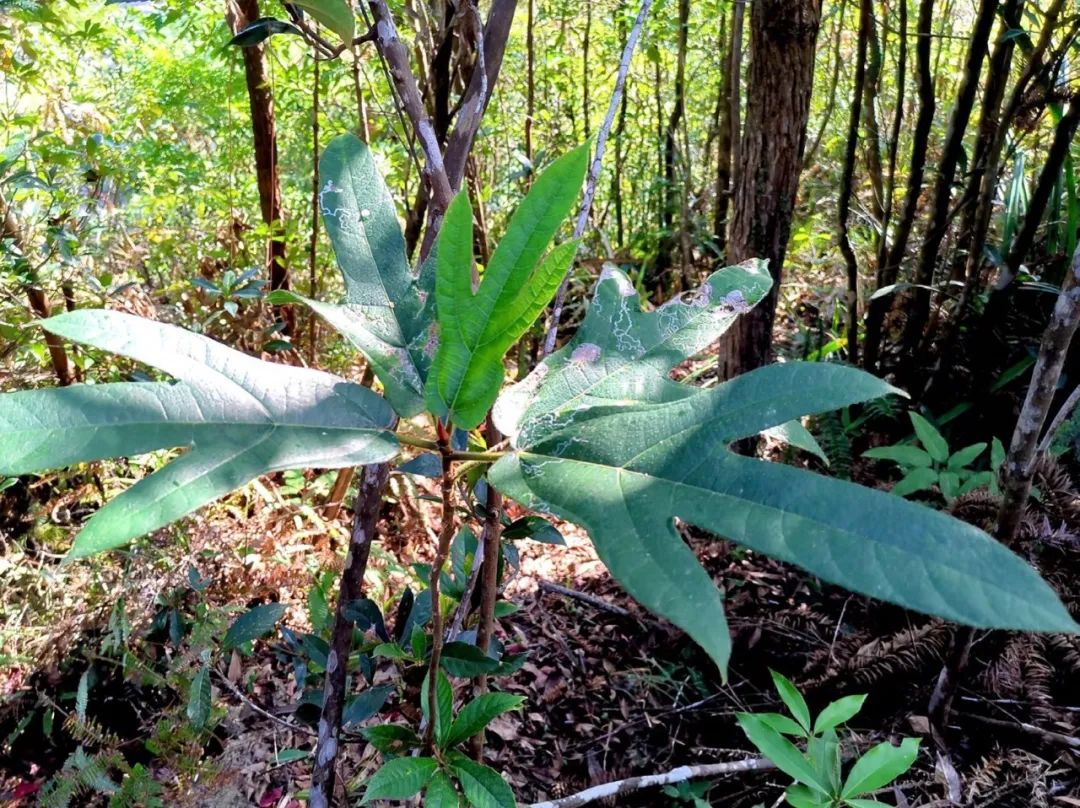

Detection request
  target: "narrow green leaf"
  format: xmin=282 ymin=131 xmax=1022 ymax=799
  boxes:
xmin=909 ymin=412 xmax=949 ymax=463
xmin=187 ymin=665 xmax=211 ymax=729
xmin=807 ymin=729 xmax=842 ymax=794
xmin=862 ymin=445 xmax=933 ymax=468
xmin=445 ymin=692 xmax=525 ymax=748
xmin=844 ymin=800 xmax=893 ymax=808
xmin=938 ymin=471 xmax=961 ymax=501
xmin=360 ymin=756 xmax=437 ymax=803
xmin=771 ymin=671 xmax=811 ymax=732
xmin=279 ymin=135 xmax=435 ymax=417
xmin=764 ymin=419 xmax=829 ymax=464
xmin=786 ymin=784 xmax=831 ymax=808
xmin=735 ymin=714 xmax=829 ymax=795
xmin=342 ymin=685 xmax=394 ymax=728
xmin=841 ymin=738 xmax=920 ymax=798
xmin=813 ymin=695 xmax=866 ymax=734
xmin=422 ymin=669 xmax=454 ymax=748
xmin=425 ymin=771 xmax=461 ymax=808
xmin=947 ymin=442 xmax=988 ymax=470
xmin=360 ymin=723 xmax=422 ymax=756
xmin=890 ymin=467 xmax=938 ymax=497
xmin=755 ymin=712 xmax=807 ymax=737
xmin=290 ymin=0 xmax=354 ymax=43
xmin=223 ymin=603 xmax=286 ymax=650
xmin=440 ymin=641 xmax=500 ymax=678
xmin=447 ymin=753 xmax=516 ymax=808
xmin=428 ymin=145 xmax=590 ymax=429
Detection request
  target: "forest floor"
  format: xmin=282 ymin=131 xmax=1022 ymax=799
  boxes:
xmin=2 ymin=446 xmax=1080 ymax=807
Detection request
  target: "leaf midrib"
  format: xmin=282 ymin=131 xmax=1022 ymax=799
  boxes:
xmin=514 ymin=450 xmax=1036 ymax=615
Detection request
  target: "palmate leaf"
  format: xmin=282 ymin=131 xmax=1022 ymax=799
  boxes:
xmin=0 ymin=310 xmax=397 ymax=557
xmin=488 ymin=273 xmax=1077 ymax=675
xmin=427 ymin=144 xmax=590 ymax=430
xmin=271 ymin=134 xmax=435 ymax=417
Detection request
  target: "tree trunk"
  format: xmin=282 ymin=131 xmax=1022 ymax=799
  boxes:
xmin=838 ymin=0 xmax=871 ymax=366
xmin=803 ymin=0 xmax=845 ymax=170
xmin=863 ymin=0 xmax=934 ymax=371
xmin=0 ymin=189 xmax=73 ymax=386
xmin=713 ymin=2 xmax=734 ymax=257
xmin=718 ymin=0 xmax=823 ymax=379
xmin=650 ymin=0 xmax=689 ymax=291
xmin=874 ymin=0 xmax=907 ymax=302
xmin=226 ymin=0 xmax=293 ymax=336
xmin=898 ymin=0 xmax=997 ymax=362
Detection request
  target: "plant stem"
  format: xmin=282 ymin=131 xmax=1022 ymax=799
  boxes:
xmin=470 ymin=416 xmax=504 ymax=759
xmin=422 ymin=442 xmax=456 ymax=753
xmin=395 ymin=431 xmax=506 ymax=463
xmin=310 ymin=461 xmax=393 ymax=808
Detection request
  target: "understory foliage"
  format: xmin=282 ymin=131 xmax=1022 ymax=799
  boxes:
xmin=0 ymin=133 xmax=1076 ymax=804
xmin=4 ymin=0 xmax=1080 ymax=804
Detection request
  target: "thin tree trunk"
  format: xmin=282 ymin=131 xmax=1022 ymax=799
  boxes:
xmin=524 ymin=0 xmax=535 ymax=185
xmin=226 ymin=0 xmax=293 ymax=336
xmin=729 ymin=0 xmax=745 ymax=201
xmin=863 ymin=0 xmax=934 ymax=371
xmin=613 ymin=0 xmax=629 ymax=249
xmin=308 ymin=58 xmax=320 ymax=365
xmin=981 ymin=101 xmax=1080 ymax=327
xmin=838 ymin=0 xmax=871 ymax=366
xmin=583 ymin=2 xmax=592 ymax=139
xmin=999 ymin=242 xmax=1080 ymax=543
xmin=713 ymin=2 xmax=734 ymax=257
xmin=898 ymin=0 xmax=998 ymax=362
xmin=718 ymin=0 xmax=823 ymax=379
xmin=0 ymin=189 xmax=73 ymax=386
xmin=873 ymin=0 xmax=907 ymax=304
xmin=862 ymin=1 xmax=884 ymax=228
xmin=309 ymin=462 xmax=393 ymax=808
xmin=650 ymin=0 xmax=689 ymax=290
xmin=803 ymin=0 xmax=846 ymax=170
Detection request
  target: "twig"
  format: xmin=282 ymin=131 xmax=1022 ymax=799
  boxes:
xmin=538 ymin=580 xmax=632 ymax=618
xmin=212 ymin=668 xmax=316 ymax=738
xmin=543 ymin=0 xmax=653 ymax=355
xmin=962 ymin=713 xmax=1080 ymax=750
xmin=527 ymin=757 xmax=774 ymax=808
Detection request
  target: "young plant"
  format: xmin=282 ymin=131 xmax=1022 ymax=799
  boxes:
xmin=0 ymin=135 xmax=1076 ymax=801
xmin=737 ymin=672 xmax=918 ymax=808
xmin=863 ymin=412 xmax=1004 ymax=503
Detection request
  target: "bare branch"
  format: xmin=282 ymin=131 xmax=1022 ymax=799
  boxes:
xmin=543 ymin=0 xmax=654 ymax=355
xmin=527 ymin=758 xmax=774 ymax=808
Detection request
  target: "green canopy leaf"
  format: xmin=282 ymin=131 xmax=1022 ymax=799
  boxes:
xmin=427 ymin=144 xmax=590 ymax=429
xmin=0 ymin=310 xmax=397 ymax=557
xmin=272 ymin=134 xmax=435 ymax=417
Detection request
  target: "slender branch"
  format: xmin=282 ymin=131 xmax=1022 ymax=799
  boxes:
xmin=527 ymin=758 xmax=774 ymax=808
xmin=212 ymin=668 xmax=316 ymax=738
xmin=998 ymin=243 xmax=1080 ymax=543
xmin=543 ymin=0 xmax=653 ymax=355
xmin=368 ymin=0 xmax=453 ymax=261
xmin=310 ymin=461 xmax=393 ymax=808
xmin=539 ymin=580 xmax=632 ymax=618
